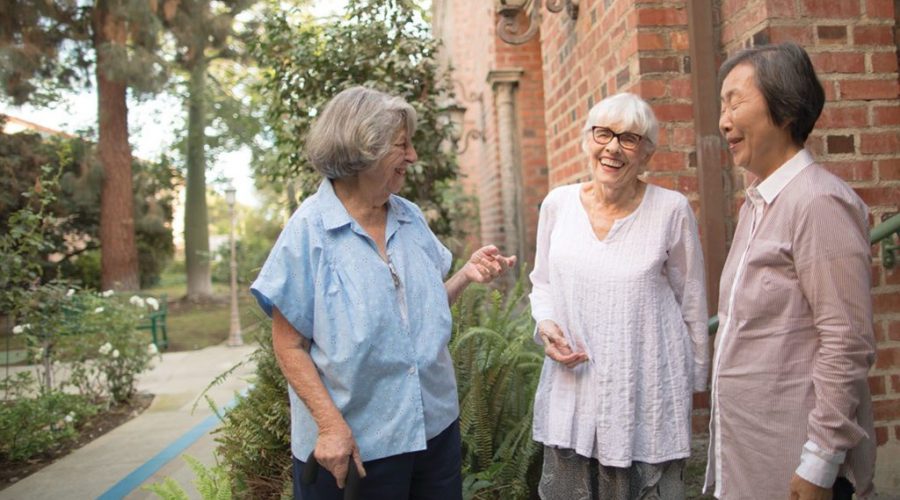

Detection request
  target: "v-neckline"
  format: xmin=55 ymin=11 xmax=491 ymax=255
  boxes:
xmin=577 ymin=183 xmax=650 ymax=243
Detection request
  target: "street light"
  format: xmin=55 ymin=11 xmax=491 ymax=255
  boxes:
xmin=225 ymin=183 xmax=243 ymax=347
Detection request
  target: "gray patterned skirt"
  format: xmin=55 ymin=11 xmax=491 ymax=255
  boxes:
xmin=538 ymin=446 xmax=686 ymax=500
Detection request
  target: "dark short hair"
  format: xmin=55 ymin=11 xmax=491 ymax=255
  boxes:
xmin=718 ymin=42 xmax=825 ymax=146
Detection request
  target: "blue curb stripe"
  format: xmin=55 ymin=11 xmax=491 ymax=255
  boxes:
xmin=96 ymin=396 xmax=241 ymax=500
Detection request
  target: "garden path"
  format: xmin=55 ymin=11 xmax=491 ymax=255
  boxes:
xmin=0 ymin=342 xmax=256 ymax=500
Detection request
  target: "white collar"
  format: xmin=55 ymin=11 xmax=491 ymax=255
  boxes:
xmin=750 ymin=149 xmax=815 ymax=205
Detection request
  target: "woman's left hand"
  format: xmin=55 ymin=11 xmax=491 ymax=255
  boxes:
xmin=462 ymin=245 xmax=517 ymax=283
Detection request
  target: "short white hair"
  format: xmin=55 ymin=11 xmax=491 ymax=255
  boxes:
xmin=306 ymin=86 xmax=417 ymax=179
xmin=581 ymin=92 xmax=659 ymax=154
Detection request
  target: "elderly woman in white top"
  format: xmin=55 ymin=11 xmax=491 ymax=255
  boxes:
xmin=529 ymin=92 xmax=709 ymax=500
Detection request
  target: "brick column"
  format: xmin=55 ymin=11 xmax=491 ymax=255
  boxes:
xmin=488 ymin=68 xmax=526 ymax=260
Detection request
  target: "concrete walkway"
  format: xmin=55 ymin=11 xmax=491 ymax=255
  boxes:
xmin=0 ymin=342 xmax=257 ymax=500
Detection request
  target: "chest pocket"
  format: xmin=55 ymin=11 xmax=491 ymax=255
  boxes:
xmin=742 ymin=238 xmax=804 ymax=319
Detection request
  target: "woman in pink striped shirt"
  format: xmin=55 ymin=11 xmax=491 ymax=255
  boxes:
xmin=706 ymin=42 xmax=877 ymax=500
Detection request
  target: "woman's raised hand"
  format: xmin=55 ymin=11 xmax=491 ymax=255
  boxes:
xmin=463 ymin=245 xmax=517 ymax=284
xmin=537 ymin=320 xmax=589 ymax=368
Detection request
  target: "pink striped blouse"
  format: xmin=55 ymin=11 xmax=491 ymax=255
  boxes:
xmin=705 ymin=149 xmax=877 ymax=499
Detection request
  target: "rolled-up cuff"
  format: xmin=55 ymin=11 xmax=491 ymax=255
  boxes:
xmin=795 ymin=440 xmax=845 ymax=488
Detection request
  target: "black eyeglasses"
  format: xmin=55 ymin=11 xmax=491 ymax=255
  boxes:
xmin=591 ymin=126 xmax=643 ymax=150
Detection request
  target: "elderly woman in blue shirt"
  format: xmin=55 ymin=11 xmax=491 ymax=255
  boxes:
xmin=251 ymin=86 xmax=516 ymax=500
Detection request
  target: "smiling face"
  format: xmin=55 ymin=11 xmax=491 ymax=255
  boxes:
xmin=586 ymin=121 xmax=649 ymax=190
xmin=359 ymin=127 xmax=418 ymax=200
xmin=719 ymin=63 xmax=797 ymax=180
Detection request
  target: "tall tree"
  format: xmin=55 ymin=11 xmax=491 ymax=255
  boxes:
xmin=163 ymin=0 xmax=259 ymax=301
xmin=1 ymin=0 xmax=167 ymax=291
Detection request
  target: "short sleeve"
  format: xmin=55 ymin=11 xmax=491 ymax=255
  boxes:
xmin=249 ymin=213 xmax=318 ymax=339
xmin=434 ymin=235 xmax=452 ymax=278
xmin=407 ymin=201 xmax=453 ymax=277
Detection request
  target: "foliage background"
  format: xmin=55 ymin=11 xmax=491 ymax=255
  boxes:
xmin=0 ymin=121 xmax=178 ymax=290
xmin=252 ymin=0 xmax=473 ymax=248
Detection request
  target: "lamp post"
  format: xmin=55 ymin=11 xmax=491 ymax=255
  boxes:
xmin=225 ymin=183 xmax=243 ymax=347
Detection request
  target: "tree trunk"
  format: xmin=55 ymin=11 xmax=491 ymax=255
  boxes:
xmin=94 ymin=2 xmax=140 ymax=291
xmin=184 ymin=48 xmax=213 ymax=300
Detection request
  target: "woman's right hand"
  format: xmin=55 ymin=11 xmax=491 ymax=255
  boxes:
xmin=314 ymin=420 xmax=366 ymax=488
xmin=538 ymin=320 xmax=589 ymax=368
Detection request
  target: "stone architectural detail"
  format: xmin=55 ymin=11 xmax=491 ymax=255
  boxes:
xmin=488 ymin=68 xmax=526 ymax=259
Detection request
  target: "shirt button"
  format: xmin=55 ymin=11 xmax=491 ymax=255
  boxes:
xmin=408 ymin=366 xmax=416 ymax=375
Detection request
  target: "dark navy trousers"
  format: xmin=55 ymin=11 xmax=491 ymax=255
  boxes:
xmin=293 ymin=419 xmax=462 ymax=500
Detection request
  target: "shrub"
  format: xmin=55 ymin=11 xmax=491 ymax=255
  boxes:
xmin=213 ymin=324 xmax=292 ymax=498
xmin=12 ymin=285 xmax=158 ymax=404
xmin=451 ymin=270 xmax=543 ymax=500
xmin=144 ymin=455 xmax=233 ymax=500
xmin=0 ymin=373 xmax=98 ymax=461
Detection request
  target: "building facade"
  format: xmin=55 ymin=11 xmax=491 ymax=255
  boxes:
xmin=433 ymin=0 xmax=899 ymax=493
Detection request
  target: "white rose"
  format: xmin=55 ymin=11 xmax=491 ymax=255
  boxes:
xmin=66 ymin=288 xmax=76 ymax=297
xmin=98 ymin=342 xmax=113 ymax=355
xmin=101 ymin=289 xmax=114 ymax=298
xmin=111 ymin=349 xmax=120 ymax=359
xmin=147 ymin=343 xmax=159 ymax=355
xmin=146 ymin=297 xmax=160 ymax=311
xmin=130 ymin=296 xmax=146 ymax=308
xmin=12 ymin=325 xmax=25 ymax=335
xmin=94 ymin=307 xmax=104 ymax=314
xmin=64 ymin=413 xmax=75 ymax=423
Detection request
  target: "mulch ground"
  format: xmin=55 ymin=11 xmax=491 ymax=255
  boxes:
xmin=0 ymin=392 xmax=154 ymax=490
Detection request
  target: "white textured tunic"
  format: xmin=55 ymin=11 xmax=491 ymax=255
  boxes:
xmin=530 ymin=183 xmax=709 ymax=467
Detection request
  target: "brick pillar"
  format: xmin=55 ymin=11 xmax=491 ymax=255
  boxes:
xmin=488 ymin=69 xmax=526 ymax=260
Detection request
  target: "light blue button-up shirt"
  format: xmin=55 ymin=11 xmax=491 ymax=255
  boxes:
xmin=250 ymin=178 xmax=458 ymax=462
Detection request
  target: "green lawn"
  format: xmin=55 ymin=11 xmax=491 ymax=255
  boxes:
xmin=147 ymin=270 xmax=266 ymax=351
xmin=161 ymin=293 xmax=263 ymax=351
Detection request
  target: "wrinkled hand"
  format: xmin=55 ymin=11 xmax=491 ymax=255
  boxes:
xmin=538 ymin=320 xmax=589 ymax=368
xmin=314 ymin=421 xmax=366 ymax=489
xmin=462 ymin=245 xmax=517 ymax=284
xmin=789 ymin=474 xmax=832 ymax=500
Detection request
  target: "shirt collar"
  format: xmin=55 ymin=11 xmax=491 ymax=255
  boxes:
xmin=317 ymin=178 xmax=413 ymax=232
xmin=750 ymin=148 xmax=815 ymax=205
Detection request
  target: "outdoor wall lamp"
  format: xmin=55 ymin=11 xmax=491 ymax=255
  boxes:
xmin=497 ymin=0 xmax=579 ymax=45
xmin=447 ymin=102 xmax=485 ymax=154
xmin=445 ymin=79 xmax=486 ymax=154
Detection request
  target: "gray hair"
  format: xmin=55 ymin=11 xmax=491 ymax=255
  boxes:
xmin=306 ymin=86 xmax=418 ymax=179
xmin=581 ymin=92 xmax=659 ymax=155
